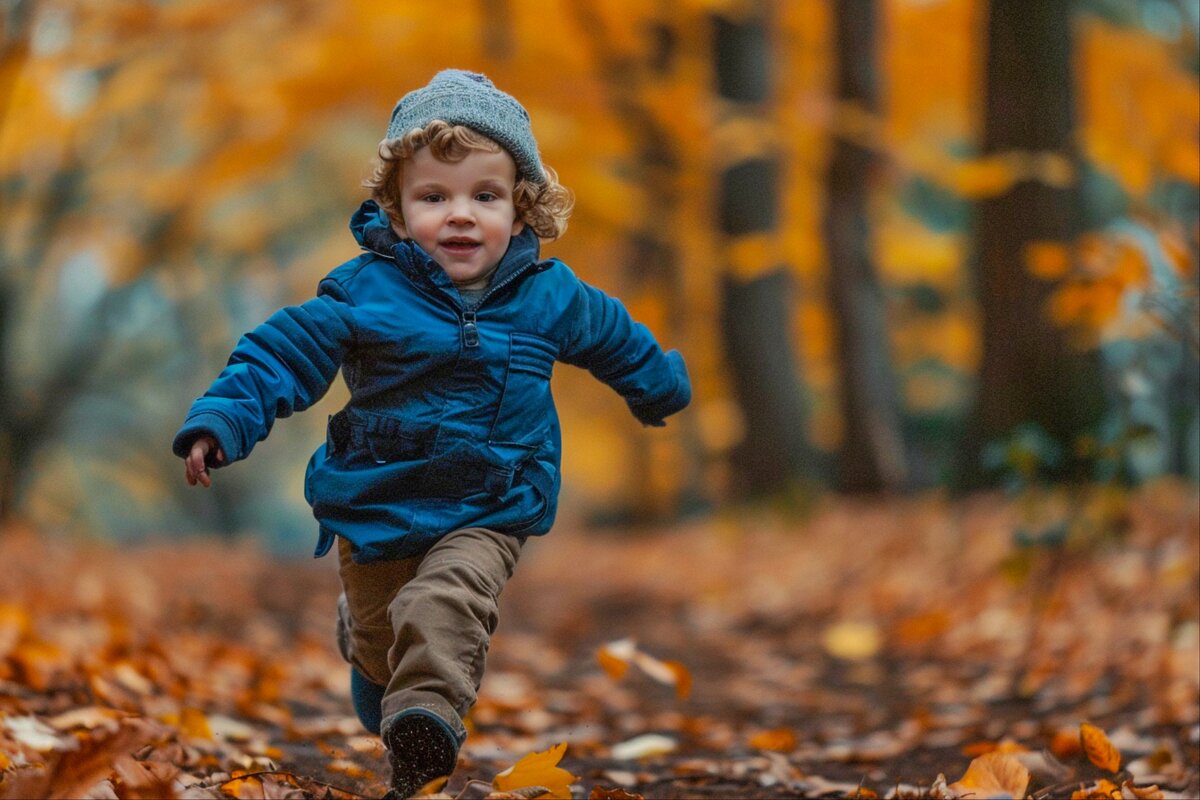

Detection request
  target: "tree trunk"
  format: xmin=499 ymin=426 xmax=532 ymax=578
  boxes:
xmin=714 ymin=6 xmax=812 ymax=497
xmin=822 ymin=0 xmax=908 ymax=493
xmin=960 ymin=0 xmax=1105 ymax=486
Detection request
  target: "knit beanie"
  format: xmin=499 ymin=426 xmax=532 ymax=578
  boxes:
xmin=386 ymin=69 xmax=545 ymax=185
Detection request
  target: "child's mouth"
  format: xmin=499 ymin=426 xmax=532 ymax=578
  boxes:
xmin=441 ymin=239 xmax=480 ymax=254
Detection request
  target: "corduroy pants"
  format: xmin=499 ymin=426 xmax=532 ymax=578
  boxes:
xmin=335 ymin=527 xmax=522 ymax=742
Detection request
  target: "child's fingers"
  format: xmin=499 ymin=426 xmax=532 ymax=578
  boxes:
xmin=185 ymin=440 xmax=214 ymax=488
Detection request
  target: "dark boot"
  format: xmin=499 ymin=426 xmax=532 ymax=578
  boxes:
xmin=380 ymin=709 xmax=459 ymax=799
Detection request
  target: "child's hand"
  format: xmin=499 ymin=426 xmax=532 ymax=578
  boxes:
xmin=184 ymin=435 xmax=225 ymax=488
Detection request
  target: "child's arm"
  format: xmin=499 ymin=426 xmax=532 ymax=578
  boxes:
xmin=560 ymin=279 xmax=691 ymax=426
xmin=173 ymin=279 xmax=355 ymax=482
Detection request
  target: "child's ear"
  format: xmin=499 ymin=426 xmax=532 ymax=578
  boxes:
xmin=511 ymin=218 xmax=526 ymax=236
xmin=391 ymin=220 xmax=409 ymax=239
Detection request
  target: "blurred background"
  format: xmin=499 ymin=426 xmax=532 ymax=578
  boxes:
xmin=1 ymin=0 xmax=1197 ymax=554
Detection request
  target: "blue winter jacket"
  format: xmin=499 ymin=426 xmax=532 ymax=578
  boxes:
xmin=172 ymin=201 xmax=691 ymax=563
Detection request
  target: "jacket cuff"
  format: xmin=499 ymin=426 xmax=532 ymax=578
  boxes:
xmin=172 ymin=410 xmax=239 ymax=466
xmin=629 ymin=350 xmax=691 ymax=427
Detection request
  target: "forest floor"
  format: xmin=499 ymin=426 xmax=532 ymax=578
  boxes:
xmin=0 ymin=483 xmax=1197 ymax=799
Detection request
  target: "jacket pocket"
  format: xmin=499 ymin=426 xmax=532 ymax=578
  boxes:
xmin=489 ymin=333 xmax=557 ymax=447
xmin=341 ymin=408 xmax=426 ymax=464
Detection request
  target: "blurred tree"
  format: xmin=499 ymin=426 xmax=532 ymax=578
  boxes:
xmin=567 ymin=0 xmax=708 ymax=519
xmin=712 ymin=1 xmax=812 ymax=497
xmin=823 ymin=0 xmax=908 ymax=492
xmin=958 ymin=0 xmax=1106 ymax=487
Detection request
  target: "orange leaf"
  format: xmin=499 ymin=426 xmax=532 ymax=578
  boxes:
xmin=493 ymin=742 xmax=578 ymax=799
xmin=597 ymin=647 xmax=630 ymax=681
xmin=1051 ymin=728 xmax=1083 ymax=760
xmin=1080 ymin=723 xmax=1121 ymax=773
xmin=661 ymin=660 xmax=692 ymax=701
xmin=949 ymin=752 xmax=1030 ymax=799
xmin=748 ymin=728 xmax=796 ymax=752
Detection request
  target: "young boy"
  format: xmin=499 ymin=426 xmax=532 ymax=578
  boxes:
xmin=173 ymin=69 xmax=690 ymax=798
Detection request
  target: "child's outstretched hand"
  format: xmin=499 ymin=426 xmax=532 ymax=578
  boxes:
xmin=184 ymin=435 xmax=225 ymax=488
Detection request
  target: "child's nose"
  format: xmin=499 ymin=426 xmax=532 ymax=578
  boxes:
xmin=447 ymin=198 xmax=475 ymax=223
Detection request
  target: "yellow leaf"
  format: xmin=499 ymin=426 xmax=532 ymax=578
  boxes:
xmin=1080 ymin=722 xmax=1121 ymax=773
xmin=1071 ymin=778 xmax=1122 ymax=799
xmin=180 ymin=707 xmax=213 ymax=741
xmin=493 ymin=742 xmax=578 ymax=799
xmin=821 ymin=621 xmax=880 ymax=661
xmin=949 ymin=752 xmax=1030 ymax=799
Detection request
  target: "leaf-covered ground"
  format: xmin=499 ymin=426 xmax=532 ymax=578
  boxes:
xmin=1 ymin=484 xmax=1197 ymax=799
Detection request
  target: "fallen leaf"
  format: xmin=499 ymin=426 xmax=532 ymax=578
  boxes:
xmin=747 ymin=728 xmax=796 ymax=752
xmin=596 ymin=640 xmax=632 ymax=680
xmin=589 ymin=787 xmax=645 ymax=799
xmin=596 ymin=638 xmax=692 ymax=699
xmin=1122 ymin=782 xmax=1164 ymax=799
xmin=180 ymin=708 xmax=213 ymax=741
xmin=1070 ymin=778 xmax=1122 ymax=799
xmin=948 ymin=752 xmax=1030 ymax=799
xmin=493 ymin=742 xmax=577 ymax=799
xmin=110 ymin=754 xmax=180 ymax=799
xmin=1081 ymin=723 xmax=1121 ymax=773
xmin=821 ymin=621 xmax=881 ymax=661
xmin=1051 ymin=728 xmax=1083 ymax=760
xmin=46 ymin=707 xmax=124 ymax=734
xmin=610 ymin=735 xmax=677 ymax=761
xmin=3 ymin=716 xmax=73 ymax=752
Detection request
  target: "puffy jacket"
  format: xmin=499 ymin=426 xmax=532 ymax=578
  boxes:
xmin=173 ymin=201 xmax=691 ymax=562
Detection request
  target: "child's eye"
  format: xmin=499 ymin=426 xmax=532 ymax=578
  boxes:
xmin=421 ymin=193 xmax=445 ymax=203
xmin=476 ymin=192 xmax=498 ymax=202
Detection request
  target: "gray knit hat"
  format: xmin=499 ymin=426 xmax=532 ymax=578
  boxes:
xmin=386 ymin=69 xmax=545 ymax=185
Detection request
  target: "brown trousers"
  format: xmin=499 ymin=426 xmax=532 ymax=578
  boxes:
xmin=336 ymin=527 xmax=522 ymax=741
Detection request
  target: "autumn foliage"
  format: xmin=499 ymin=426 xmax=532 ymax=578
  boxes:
xmin=2 ymin=486 xmax=1198 ymax=798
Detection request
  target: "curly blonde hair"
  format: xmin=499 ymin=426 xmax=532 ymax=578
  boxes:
xmin=364 ymin=120 xmax=573 ymax=241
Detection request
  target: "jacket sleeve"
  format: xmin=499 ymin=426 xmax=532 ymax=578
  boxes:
xmin=171 ymin=278 xmax=356 ymax=465
xmin=559 ymin=278 xmax=691 ymax=427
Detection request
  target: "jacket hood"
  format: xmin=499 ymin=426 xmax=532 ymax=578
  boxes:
xmin=349 ymin=200 xmax=542 ymax=294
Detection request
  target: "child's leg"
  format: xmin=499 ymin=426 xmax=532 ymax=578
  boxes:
xmin=379 ymin=526 xmax=522 ymax=740
xmin=337 ymin=527 xmax=521 ymax=797
xmin=336 ymin=539 xmax=421 ymax=732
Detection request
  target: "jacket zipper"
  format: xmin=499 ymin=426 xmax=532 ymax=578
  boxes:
xmin=459 ymin=260 xmax=546 ymax=348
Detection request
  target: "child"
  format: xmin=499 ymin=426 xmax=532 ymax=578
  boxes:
xmin=174 ymin=69 xmax=690 ymax=799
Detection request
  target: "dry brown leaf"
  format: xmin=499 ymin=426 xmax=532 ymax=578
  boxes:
xmin=588 ymin=788 xmax=645 ymax=800
xmin=111 ymin=754 xmax=181 ymax=799
xmin=493 ymin=742 xmax=577 ymax=800
xmin=1080 ymin=723 xmax=1122 ymax=773
xmin=8 ymin=719 xmax=158 ymax=800
xmin=948 ymin=752 xmax=1030 ymax=800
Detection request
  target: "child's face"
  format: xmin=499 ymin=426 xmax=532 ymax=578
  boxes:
xmin=397 ymin=146 xmax=525 ymax=291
